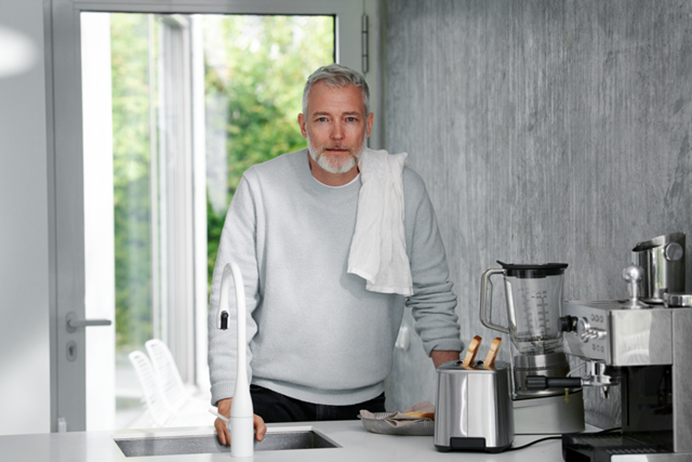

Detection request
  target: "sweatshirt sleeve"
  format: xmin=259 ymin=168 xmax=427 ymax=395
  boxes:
xmin=207 ymin=174 xmax=261 ymax=406
xmin=403 ymin=169 xmax=464 ymax=356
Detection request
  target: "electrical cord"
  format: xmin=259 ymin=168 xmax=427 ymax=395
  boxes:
xmin=505 ymin=427 xmax=622 ymax=451
xmin=505 ymin=435 xmax=561 ymax=451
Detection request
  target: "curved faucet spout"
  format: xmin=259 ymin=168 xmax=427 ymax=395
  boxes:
xmin=216 ymin=262 xmax=254 ymax=458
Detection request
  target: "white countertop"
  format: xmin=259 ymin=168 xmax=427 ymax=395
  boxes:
xmin=0 ymin=420 xmax=569 ymax=462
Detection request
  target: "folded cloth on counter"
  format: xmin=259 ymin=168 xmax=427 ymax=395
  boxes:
xmin=347 ymin=148 xmax=413 ymax=296
xmin=360 ymin=401 xmax=434 ymax=428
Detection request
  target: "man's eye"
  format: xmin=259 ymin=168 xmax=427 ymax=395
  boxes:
xmin=346 ymin=117 xmax=357 ymax=122
xmin=316 ymin=117 xmax=328 ymax=122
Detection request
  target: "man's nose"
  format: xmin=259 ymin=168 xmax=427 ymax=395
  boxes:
xmin=331 ymin=122 xmax=344 ymax=140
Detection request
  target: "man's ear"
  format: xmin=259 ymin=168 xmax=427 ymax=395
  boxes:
xmin=298 ymin=113 xmax=307 ymax=139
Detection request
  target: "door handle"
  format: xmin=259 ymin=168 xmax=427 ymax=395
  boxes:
xmin=66 ymin=311 xmax=112 ymax=333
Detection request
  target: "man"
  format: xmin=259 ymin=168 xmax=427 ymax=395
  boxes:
xmin=209 ymin=64 xmax=462 ymax=445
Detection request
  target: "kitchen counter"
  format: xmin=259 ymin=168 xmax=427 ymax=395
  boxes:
xmin=0 ymin=420 xmax=571 ymax=461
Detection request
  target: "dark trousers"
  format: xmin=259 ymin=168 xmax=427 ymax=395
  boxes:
xmin=250 ymin=384 xmax=386 ymax=423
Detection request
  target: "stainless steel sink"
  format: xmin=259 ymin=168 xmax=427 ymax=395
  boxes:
xmin=114 ymin=427 xmax=341 ymax=457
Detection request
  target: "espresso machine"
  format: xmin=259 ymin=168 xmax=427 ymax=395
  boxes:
xmin=480 ymin=262 xmax=585 ymax=434
xmin=526 ymin=232 xmax=690 ymax=460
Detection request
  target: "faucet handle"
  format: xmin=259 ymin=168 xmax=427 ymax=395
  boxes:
xmin=218 ymin=311 xmax=229 ymax=330
xmin=216 ymin=264 xmax=234 ymax=330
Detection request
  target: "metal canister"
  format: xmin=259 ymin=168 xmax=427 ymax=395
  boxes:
xmin=631 ymin=232 xmax=686 ymax=304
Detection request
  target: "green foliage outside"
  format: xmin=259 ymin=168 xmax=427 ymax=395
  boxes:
xmin=204 ymin=15 xmax=334 ymax=286
xmin=110 ymin=13 xmax=333 ymax=350
xmin=111 ymin=14 xmax=154 ymax=351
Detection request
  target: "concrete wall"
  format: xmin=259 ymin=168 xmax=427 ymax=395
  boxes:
xmin=0 ymin=0 xmax=51 ymax=435
xmin=383 ymin=0 xmax=692 ymax=429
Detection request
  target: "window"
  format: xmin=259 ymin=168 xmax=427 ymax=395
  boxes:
xmin=54 ymin=0 xmax=373 ymax=432
xmin=84 ymin=11 xmax=334 ymax=429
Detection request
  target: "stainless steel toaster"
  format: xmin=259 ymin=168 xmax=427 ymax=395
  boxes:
xmin=434 ymin=360 xmax=515 ymax=453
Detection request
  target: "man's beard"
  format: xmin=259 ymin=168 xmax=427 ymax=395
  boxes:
xmin=307 ymin=133 xmax=366 ymax=174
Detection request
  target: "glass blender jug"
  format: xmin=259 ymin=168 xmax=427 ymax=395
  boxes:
xmin=480 ymin=261 xmax=571 ymax=398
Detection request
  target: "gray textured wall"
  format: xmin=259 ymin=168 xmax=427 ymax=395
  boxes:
xmin=383 ymin=0 xmax=692 ymax=429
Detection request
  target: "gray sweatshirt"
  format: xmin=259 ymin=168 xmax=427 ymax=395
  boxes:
xmin=208 ymin=149 xmax=462 ymax=406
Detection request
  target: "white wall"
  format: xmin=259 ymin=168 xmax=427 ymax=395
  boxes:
xmin=0 ymin=0 xmax=51 ymax=435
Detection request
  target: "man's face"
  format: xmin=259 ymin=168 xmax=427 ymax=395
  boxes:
xmin=298 ymin=81 xmax=374 ymax=174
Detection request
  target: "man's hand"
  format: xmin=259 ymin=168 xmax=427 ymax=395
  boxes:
xmin=214 ymin=398 xmax=267 ymax=445
xmin=430 ymin=350 xmax=460 ymax=369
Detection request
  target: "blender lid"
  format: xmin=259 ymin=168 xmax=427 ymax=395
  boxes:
xmin=497 ymin=261 xmax=568 ymax=278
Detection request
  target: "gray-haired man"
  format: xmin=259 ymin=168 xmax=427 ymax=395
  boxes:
xmin=209 ymin=64 xmax=462 ymax=444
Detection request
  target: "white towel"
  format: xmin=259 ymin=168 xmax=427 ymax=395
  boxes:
xmin=347 ymin=148 xmax=413 ymax=296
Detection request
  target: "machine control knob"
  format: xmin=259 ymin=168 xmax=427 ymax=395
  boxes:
xmin=622 ymin=265 xmax=649 ymax=309
xmin=665 ymin=242 xmax=684 ymax=261
xmin=558 ymin=315 xmax=578 ymax=333
xmin=622 ymin=265 xmax=643 ymax=285
xmin=577 ymin=317 xmax=606 ymax=342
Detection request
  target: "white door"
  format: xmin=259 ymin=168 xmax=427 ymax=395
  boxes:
xmin=48 ymin=0 xmax=380 ymax=432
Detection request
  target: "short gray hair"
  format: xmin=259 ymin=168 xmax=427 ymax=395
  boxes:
xmin=302 ymin=64 xmax=370 ymax=115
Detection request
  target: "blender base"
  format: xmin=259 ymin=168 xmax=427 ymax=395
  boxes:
xmin=513 ymin=390 xmax=585 ymax=434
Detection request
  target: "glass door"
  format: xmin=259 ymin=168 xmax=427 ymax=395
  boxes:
xmin=97 ymin=11 xmax=335 ymax=429
xmin=50 ymin=0 xmax=375 ymax=432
